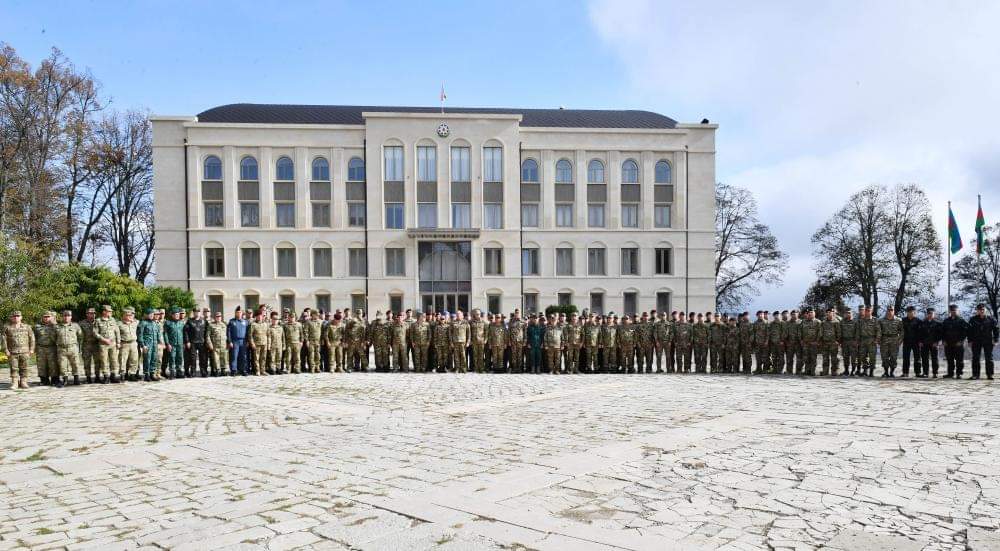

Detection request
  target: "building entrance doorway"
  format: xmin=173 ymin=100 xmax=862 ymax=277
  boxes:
xmin=418 ymin=241 xmax=471 ymax=315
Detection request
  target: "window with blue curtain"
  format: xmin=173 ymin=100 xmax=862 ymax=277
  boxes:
xmin=312 ymin=157 xmax=329 ymax=181
xmin=276 ymin=156 xmax=294 ymax=181
xmin=555 ymin=159 xmax=573 ymax=183
xmin=204 ymin=156 xmax=222 ymax=180
xmin=587 ymin=159 xmax=604 ymax=183
xmin=521 ymin=159 xmax=538 ymax=183
xmin=622 ymin=159 xmax=639 ymax=184
xmin=348 ymin=157 xmax=365 ymax=181
xmin=240 ymin=157 xmax=258 ymax=180
xmin=655 ymin=160 xmax=672 ymax=183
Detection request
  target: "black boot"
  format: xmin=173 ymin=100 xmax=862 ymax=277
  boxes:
xmin=73 ymin=375 xmax=80 ymax=385
xmin=85 ymin=375 xmax=93 ymax=384
xmin=39 ymin=376 xmax=49 ymax=386
xmin=55 ymin=377 xmax=65 ymax=388
xmin=101 ymin=375 xmax=109 ymax=384
xmin=110 ymin=374 xmax=118 ymax=383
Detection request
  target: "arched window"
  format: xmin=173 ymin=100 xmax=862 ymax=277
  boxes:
xmin=348 ymin=157 xmax=365 ymax=181
xmin=203 ymin=156 xmax=222 ymax=180
xmin=655 ymin=160 xmax=672 ymax=183
xmin=622 ymin=159 xmax=639 ymax=184
xmin=311 ymin=157 xmax=329 ymax=181
xmin=276 ymin=156 xmax=294 ymax=181
xmin=521 ymin=159 xmax=538 ymax=182
xmin=240 ymin=156 xmax=258 ymax=181
xmin=587 ymin=160 xmax=605 ymax=183
xmin=555 ymin=159 xmax=573 ymax=183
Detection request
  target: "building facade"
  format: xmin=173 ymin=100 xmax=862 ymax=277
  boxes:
xmin=152 ymin=104 xmax=716 ymax=316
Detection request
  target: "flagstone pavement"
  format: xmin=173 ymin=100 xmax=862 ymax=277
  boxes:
xmin=1 ymin=372 xmax=998 ymax=550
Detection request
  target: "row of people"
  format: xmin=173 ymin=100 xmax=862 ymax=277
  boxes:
xmin=3 ymin=303 xmax=997 ymax=388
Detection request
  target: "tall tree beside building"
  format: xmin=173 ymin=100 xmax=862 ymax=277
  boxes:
xmin=886 ymin=184 xmax=942 ymax=311
xmin=953 ymin=222 xmax=1000 ymax=319
xmin=714 ymin=182 xmax=789 ymax=310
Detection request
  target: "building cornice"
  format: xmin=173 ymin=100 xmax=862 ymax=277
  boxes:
xmin=363 ymin=112 xmax=522 ymax=122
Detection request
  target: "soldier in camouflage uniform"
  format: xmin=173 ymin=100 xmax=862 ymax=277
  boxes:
xmin=162 ymin=308 xmax=185 ymax=380
xmin=798 ymin=309 xmax=820 ymax=375
xmin=53 ymin=310 xmax=82 ymax=387
xmin=599 ymin=315 xmax=617 ymax=373
xmin=673 ymin=314 xmax=691 ymax=373
xmin=96 ymin=305 xmax=123 ymax=383
xmin=543 ymin=314 xmax=563 ymax=374
xmin=839 ymin=309 xmax=859 ymax=376
xmin=710 ymin=314 xmax=727 ymax=373
xmin=634 ymin=313 xmax=652 ymax=373
xmin=768 ymin=311 xmax=785 ymax=374
xmin=487 ymin=314 xmax=508 ymax=373
xmin=857 ymin=306 xmax=880 ymax=377
xmin=818 ymin=308 xmax=841 ymax=376
xmin=469 ymin=309 xmax=488 ymax=373
xmin=368 ymin=312 xmax=389 ymax=372
xmin=206 ymin=311 xmax=227 ymax=377
xmin=408 ymin=312 xmax=431 ymax=372
xmin=878 ymin=307 xmax=903 ymax=377
xmin=654 ymin=312 xmax=671 ymax=373
xmin=432 ymin=313 xmax=451 ymax=372
xmin=390 ymin=312 xmax=409 ymax=371
xmin=508 ymin=311 xmax=526 ymax=373
xmin=301 ymin=311 xmax=322 ymax=373
xmin=34 ymin=312 xmax=58 ymax=385
xmin=691 ymin=313 xmax=709 ymax=373
xmin=723 ymin=316 xmax=739 ymax=373
xmin=322 ymin=314 xmax=344 ymax=372
xmin=4 ymin=311 xmax=34 ymax=389
xmin=346 ymin=309 xmax=370 ymax=372
xmin=784 ymin=310 xmax=801 ymax=374
xmin=618 ymin=316 xmax=637 ymax=373
xmin=267 ymin=312 xmax=285 ymax=373
xmin=118 ymin=308 xmax=140 ymax=381
xmin=736 ymin=313 xmax=753 ymax=374
xmin=247 ymin=311 xmax=270 ymax=376
xmin=582 ymin=314 xmax=600 ymax=374
xmin=751 ymin=311 xmax=770 ymax=374
xmin=450 ymin=311 xmax=470 ymax=373
xmin=79 ymin=308 xmax=98 ymax=383
xmin=526 ymin=315 xmax=544 ymax=374
xmin=281 ymin=312 xmax=302 ymax=373
xmin=560 ymin=313 xmax=579 ymax=374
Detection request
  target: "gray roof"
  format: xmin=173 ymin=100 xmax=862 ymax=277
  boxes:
xmin=196 ymin=103 xmax=677 ymax=130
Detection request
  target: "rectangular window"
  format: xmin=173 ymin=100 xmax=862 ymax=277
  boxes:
xmin=487 ymin=294 xmax=501 ymax=315
xmin=622 ymin=204 xmax=639 ymax=228
xmin=208 ymin=294 xmax=223 ymax=316
xmin=452 ymin=203 xmax=471 ymax=228
xmin=316 ymin=293 xmax=331 ymax=313
xmin=587 ymin=204 xmax=605 ymax=227
xmin=241 ymin=247 xmax=260 ymax=277
xmin=418 ymin=203 xmax=437 ymax=228
xmin=654 ymin=205 xmax=671 ymax=228
xmin=484 ymin=203 xmax=502 ymax=229
xmin=521 ymin=248 xmax=539 ymax=276
xmin=624 ymin=292 xmax=638 ymax=316
xmin=450 ymin=146 xmax=470 ymax=182
xmin=240 ymin=202 xmax=259 ymax=227
xmin=385 ymin=248 xmax=405 ymax=276
xmin=348 ymin=202 xmax=366 ymax=227
xmin=385 ymin=203 xmax=404 ymax=229
xmin=389 ymin=295 xmax=403 ymax=314
xmin=280 ymin=294 xmax=295 ymax=314
xmin=588 ymin=248 xmax=606 ymax=276
xmin=313 ymin=247 xmax=332 ymax=277
xmin=205 ymin=247 xmax=225 ymax=277
xmin=621 ymin=247 xmax=639 ymax=276
xmin=556 ymin=247 xmax=574 ymax=276
xmin=590 ymin=292 xmax=604 ymax=315
xmin=204 ymin=202 xmax=223 ymax=227
xmin=483 ymin=147 xmax=502 ymax=182
xmin=275 ymin=203 xmax=295 ymax=228
xmin=244 ymin=294 xmax=260 ymax=311
xmin=484 ymin=248 xmax=503 ymax=276
xmin=349 ymin=248 xmax=367 ymax=277
xmin=523 ymin=293 xmax=538 ymax=313
xmin=417 ymin=146 xmax=436 ymax=182
xmin=556 ymin=204 xmax=574 ymax=227
xmin=276 ymin=247 xmax=296 ymax=277
xmin=351 ymin=294 xmax=366 ymax=312
xmin=521 ymin=204 xmax=539 ymax=227
xmin=655 ymin=248 xmax=672 ymax=275
xmin=558 ymin=292 xmax=572 ymax=306
xmin=384 ymin=146 xmax=404 ymax=182
xmin=656 ymin=292 xmax=671 ymax=313
xmin=312 ymin=203 xmax=331 ymax=227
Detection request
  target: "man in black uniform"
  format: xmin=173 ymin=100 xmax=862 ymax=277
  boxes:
xmin=941 ymin=304 xmax=969 ymax=379
xmin=183 ymin=308 xmax=208 ymax=377
xmin=968 ymin=303 xmax=999 ymax=380
xmin=917 ymin=307 xmax=941 ymax=378
xmin=901 ymin=306 xmax=922 ymax=378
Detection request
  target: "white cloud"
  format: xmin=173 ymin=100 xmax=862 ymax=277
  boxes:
xmin=589 ymin=0 xmax=1000 ymax=309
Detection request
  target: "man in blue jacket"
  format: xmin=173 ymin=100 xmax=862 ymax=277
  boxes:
xmin=227 ymin=306 xmax=249 ymax=375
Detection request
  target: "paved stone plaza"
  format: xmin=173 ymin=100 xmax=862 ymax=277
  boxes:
xmin=1 ymin=372 xmax=998 ymax=551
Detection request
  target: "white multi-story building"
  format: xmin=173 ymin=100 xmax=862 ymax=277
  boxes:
xmin=151 ymin=104 xmax=716 ymax=316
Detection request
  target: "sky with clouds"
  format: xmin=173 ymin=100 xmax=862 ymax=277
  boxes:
xmin=3 ymin=0 xmax=998 ymax=309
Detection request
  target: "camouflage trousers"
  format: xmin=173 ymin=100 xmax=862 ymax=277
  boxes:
xmin=725 ymin=345 xmax=739 ymax=372
xmin=801 ymin=342 xmax=818 ymax=375
xmin=56 ymin=345 xmax=81 ymax=378
xmin=268 ymin=345 xmax=283 ymax=372
xmin=545 ymin=346 xmax=562 ymax=373
xmin=327 ymin=343 xmax=344 ymax=372
xmin=96 ymin=343 xmax=120 ymax=377
xmin=307 ymin=341 xmax=323 ymax=372
xmin=693 ymin=345 xmax=708 ymax=373
xmin=119 ymin=342 xmax=140 ymax=377
xmin=819 ymin=340 xmax=839 ymax=375
xmin=675 ymin=345 xmax=692 ymax=372
xmin=582 ymin=346 xmax=598 ymax=372
xmin=881 ymin=338 xmax=900 ymax=375
xmin=35 ymin=346 xmax=56 ymax=379
xmin=433 ymin=344 xmax=450 ymax=371
xmin=621 ymin=345 xmax=636 ymax=372
xmin=490 ymin=346 xmax=505 ymax=372
xmin=754 ymin=344 xmax=769 ymax=374
xmin=373 ymin=344 xmax=390 ymax=371
xmin=412 ymin=344 xmax=428 ymax=372
xmin=82 ymin=343 xmax=97 ymax=378
xmin=251 ymin=345 xmax=268 ymax=375
xmin=770 ymin=342 xmax=785 ymax=373
xmin=739 ymin=344 xmax=753 ymax=374
xmin=452 ymin=343 xmax=468 ymax=373
xmin=841 ymin=340 xmax=858 ymax=373
xmin=637 ymin=345 xmax=654 ymax=373
xmin=392 ymin=343 xmax=408 ymax=371
xmin=8 ymin=352 xmax=30 ymax=382
xmin=142 ymin=345 xmax=159 ymax=376
xmin=471 ymin=343 xmax=486 ymax=373
xmin=509 ymin=343 xmax=525 ymax=372
xmin=709 ymin=345 xmax=724 ymax=373
xmin=858 ymin=340 xmax=877 ymax=371
xmin=207 ymin=345 xmax=226 ymax=374
xmin=656 ymin=343 xmax=674 ymax=373
xmin=284 ymin=343 xmax=301 ymax=373
xmin=600 ymin=346 xmax=616 ymax=372
xmin=563 ymin=346 xmax=580 ymax=373
xmin=785 ymin=342 xmax=801 ymax=374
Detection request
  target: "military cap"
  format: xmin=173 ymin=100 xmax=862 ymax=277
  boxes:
xmin=170 ymin=307 xmax=182 ymax=314
xmin=61 ymin=310 xmax=73 ymax=316
xmin=949 ymin=304 xmax=959 ymax=310
xmin=926 ymin=307 xmax=935 ymax=313
xmin=144 ymin=308 xmax=155 ymax=315
xmin=976 ymin=303 xmax=986 ymax=309
xmin=905 ymin=305 xmax=916 ymax=312
xmin=804 ymin=308 xmax=814 ymax=313
xmin=124 ymin=307 xmax=135 ymax=314
xmin=10 ymin=310 xmax=21 ymax=317
xmin=201 ymin=307 xmax=210 ymax=312
xmin=772 ymin=310 xmax=780 ymax=315
xmin=86 ymin=307 xmax=96 ymax=314
xmin=886 ymin=306 xmax=895 ymax=311
xmin=42 ymin=311 xmax=53 ymax=317
xmin=102 ymin=304 xmax=113 ymax=312
xmin=355 ymin=308 xmax=364 ymax=314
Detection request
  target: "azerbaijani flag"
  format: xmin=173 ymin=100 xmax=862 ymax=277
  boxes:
xmin=949 ymin=205 xmax=963 ymax=254
xmin=975 ymin=196 xmax=986 ymax=255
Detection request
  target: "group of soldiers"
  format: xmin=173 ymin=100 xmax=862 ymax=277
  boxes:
xmin=3 ymin=301 xmax=998 ymax=390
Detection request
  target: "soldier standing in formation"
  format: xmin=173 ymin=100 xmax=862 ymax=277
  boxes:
xmin=206 ymin=311 xmax=227 ymax=377
xmin=968 ymin=303 xmax=999 ymax=380
xmin=4 ymin=311 xmax=34 ymax=389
